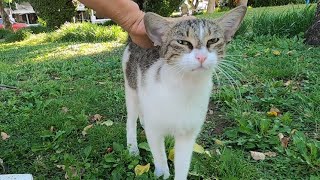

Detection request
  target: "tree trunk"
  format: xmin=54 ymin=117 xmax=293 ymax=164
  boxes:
xmin=304 ymin=1 xmax=320 ymax=46
xmin=0 ymin=0 xmax=13 ymax=31
xmin=207 ymin=0 xmax=215 ymax=13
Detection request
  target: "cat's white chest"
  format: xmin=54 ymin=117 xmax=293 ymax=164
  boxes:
xmin=138 ymin=63 xmax=213 ymax=136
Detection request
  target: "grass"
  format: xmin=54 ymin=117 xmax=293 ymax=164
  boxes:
xmin=1 ymin=4 xmax=320 ymax=179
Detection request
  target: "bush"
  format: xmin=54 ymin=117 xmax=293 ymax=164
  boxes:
xmin=0 ymin=29 xmax=13 ymax=39
xmin=134 ymin=0 xmax=183 ymax=16
xmin=29 ymin=0 xmax=76 ymax=28
xmin=5 ymin=29 xmax=32 ymax=42
xmin=27 ymin=26 xmax=52 ymax=34
xmin=248 ymin=0 xmax=309 ymax=7
xmin=237 ymin=5 xmax=316 ymax=37
xmin=45 ymin=23 xmax=127 ymax=43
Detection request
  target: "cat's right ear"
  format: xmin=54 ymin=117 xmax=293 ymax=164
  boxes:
xmin=144 ymin=12 xmax=171 ymax=46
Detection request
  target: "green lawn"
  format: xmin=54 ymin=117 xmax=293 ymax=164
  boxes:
xmin=1 ymin=5 xmax=320 ymax=180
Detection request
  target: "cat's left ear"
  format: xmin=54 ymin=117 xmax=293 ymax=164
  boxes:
xmin=217 ymin=5 xmax=247 ymax=42
xmin=144 ymin=12 xmax=171 ymax=46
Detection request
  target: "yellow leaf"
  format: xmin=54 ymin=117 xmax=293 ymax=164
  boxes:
xmin=267 ymin=107 xmax=280 ymax=117
xmin=272 ymin=50 xmax=281 ymax=56
xmin=99 ymin=120 xmax=113 ymax=126
xmin=193 ymin=143 xmax=205 ymax=154
xmin=134 ymin=163 xmax=150 ymax=176
xmin=1 ymin=132 xmax=10 ymax=140
xmin=82 ymin=124 xmax=93 ymax=136
xmin=214 ymin=139 xmax=224 ymax=146
xmin=168 ymin=149 xmax=175 ymax=161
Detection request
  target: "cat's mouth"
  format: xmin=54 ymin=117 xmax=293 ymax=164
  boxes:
xmin=191 ymin=66 xmax=209 ymax=72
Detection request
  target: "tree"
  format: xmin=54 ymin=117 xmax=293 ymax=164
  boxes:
xmin=0 ymin=0 xmax=13 ymax=31
xmin=134 ymin=0 xmax=182 ymax=16
xmin=305 ymin=1 xmax=320 ymax=45
xmin=28 ymin=0 xmax=76 ymax=28
xmin=207 ymin=0 xmax=216 ymax=13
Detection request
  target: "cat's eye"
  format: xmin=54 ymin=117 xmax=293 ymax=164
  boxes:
xmin=177 ymin=40 xmax=193 ymax=49
xmin=206 ymin=38 xmax=220 ymax=48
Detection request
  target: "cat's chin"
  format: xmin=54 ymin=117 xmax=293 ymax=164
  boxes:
xmin=191 ymin=66 xmax=212 ymax=72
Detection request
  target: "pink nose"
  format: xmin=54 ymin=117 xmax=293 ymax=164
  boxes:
xmin=196 ymin=54 xmax=207 ymax=63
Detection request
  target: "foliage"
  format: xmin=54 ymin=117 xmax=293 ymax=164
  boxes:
xmin=0 ymin=28 xmax=12 ymax=39
xmin=4 ymin=28 xmax=31 ymax=42
xmin=44 ymin=23 xmax=127 ymax=43
xmin=134 ymin=0 xmax=183 ymax=16
xmin=28 ymin=0 xmax=76 ymax=28
xmin=247 ymin=0 xmax=314 ymax=7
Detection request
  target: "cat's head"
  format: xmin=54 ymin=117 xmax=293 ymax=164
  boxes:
xmin=144 ymin=6 xmax=247 ymax=73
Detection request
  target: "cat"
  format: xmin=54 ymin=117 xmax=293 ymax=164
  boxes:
xmin=122 ymin=5 xmax=247 ymax=180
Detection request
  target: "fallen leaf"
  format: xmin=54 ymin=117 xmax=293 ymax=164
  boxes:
xmin=215 ymin=149 xmax=221 ymax=155
xmin=1 ymin=132 xmax=10 ymax=140
xmin=284 ymin=80 xmax=292 ymax=86
xmin=264 ymin=151 xmax=277 ymax=157
xmin=193 ymin=143 xmax=205 ymax=154
xmin=0 ymin=158 xmax=4 ymax=171
xmin=98 ymin=81 xmax=106 ymax=85
xmin=100 ymin=120 xmax=113 ymax=127
xmin=250 ymin=151 xmax=265 ymax=160
xmin=50 ymin=126 xmax=55 ymax=132
xmin=56 ymin=164 xmax=66 ymax=170
xmin=64 ymin=166 xmax=78 ymax=179
xmin=106 ymin=147 xmax=113 ymax=153
xmin=134 ymin=163 xmax=150 ymax=176
xmin=254 ymin=52 xmax=261 ymax=57
xmin=208 ymin=109 xmax=214 ymax=115
xmin=90 ymin=114 xmax=102 ymax=122
xmin=168 ymin=149 xmax=175 ymax=161
xmin=272 ymin=50 xmax=281 ymax=56
xmin=61 ymin=107 xmax=69 ymax=113
xmin=205 ymin=150 xmax=212 ymax=157
xmin=286 ymin=50 xmax=294 ymax=56
xmin=82 ymin=124 xmax=93 ymax=136
xmin=214 ymin=139 xmax=224 ymax=146
xmin=267 ymin=107 xmax=280 ymax=117
xmin=278 ymin=133 xmax=290 ymax=148
xmin=54 ymin=77 xmax=61 ymax=80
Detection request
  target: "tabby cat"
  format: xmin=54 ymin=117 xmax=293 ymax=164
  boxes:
xmin=122 ymin=5 xmax=247 ymax=179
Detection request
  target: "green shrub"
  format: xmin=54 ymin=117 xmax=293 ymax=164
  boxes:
xmin=237 ymin=5 xmax=316 ymax=38
xmin=29 ymin=0 xmax=76 ymax=28
xmin=27 ymin=26 xmax=52 ymax=34
xmin=248 ymin=0 xmax=307 ymax=7
xmin=134 ymin=0 xmax=183 ymax=16
xmin=0 ymin=29 xmax=13 ymax=39
xmin=46 ymin=23 xmax=127 ymax=43
xmin=5 ymin=29 xmax=32 ymax=42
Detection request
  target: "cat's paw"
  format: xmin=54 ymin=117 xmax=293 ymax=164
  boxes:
xmin=128 ymin=146 xmax=140 ymax=156
xmin=155 ymin=167 xmax=170 ymax=179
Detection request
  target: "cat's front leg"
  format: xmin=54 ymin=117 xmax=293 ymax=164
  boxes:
xmin=174 ymin=134 xmax=197 ymax=180
xmin=125 ymin=85 xmax=139 ymax=156
xmin=145 ymin=129 xmax=170 ymax=179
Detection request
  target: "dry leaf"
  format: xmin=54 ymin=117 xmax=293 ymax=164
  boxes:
xmin=168 ymin=149 xmax=175 ymax=161
xmin=250 ymin=151 xmax=265 ymax=160
xmin=216 ymin=149 xmax=221 ymax=155
xmin=98 ymin=81 xmax=106 ymax=85
xmin=56 ymin=164 xmax=66 ymax=170
xmin=254 ymin=52 xmax=261 ymax=57
xmin=1 ymin=132 xmax=10 ymax=140
xmin=278 ymin=133 xmax=290 ymax=148
xmin=272 ymin=50 xmax=281 ymax=56
xmin=64 ymin=166 xmax=78 ymax=179
xmin=90 ymin=114 xmax=102 ymax=122
xmin=50 ymin=126 xmax=55 ymax=132
xmin=0 ymin=158 xmax=4 ymax=170
xmin=205 ymin=150 xmax=212 ymax=157
xmin=286 ymin=51 xmax=294 ymax=56
xmin=284 ymin=80 xmax=292 ymax=86
xmin=82 ymin=124 xmax=93 ymax=136
xmin=214 ymin=139 xmax=224 ymax=146
xmin=193 ymin=143 xmax=205 ymax=154
xmin=264 ymin=151 xmax=277 ymax=157
xmin=61 ymin=107 xmax=69 ymax=113
xmin=106 ymin=147 xmax=113 ymax=153
xmin=267 ymin=107 xmax=280 ymax=117
xmin=100 ymin=120 xmax=113 ymax=127
xmin=208 ymin=109 xmax=214 ymax=115
xmin=134 ymin=163 xmax=150 ymax=176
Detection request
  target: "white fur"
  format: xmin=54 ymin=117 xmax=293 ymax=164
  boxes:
xmin=123 ymin=46 xmax=215 ymax=180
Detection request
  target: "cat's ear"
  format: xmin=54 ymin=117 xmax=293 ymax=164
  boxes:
xmin=217 ymin=5 xmax=247 ymax=42
xmin=144 ymin=12 xmax=171 ymax=46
